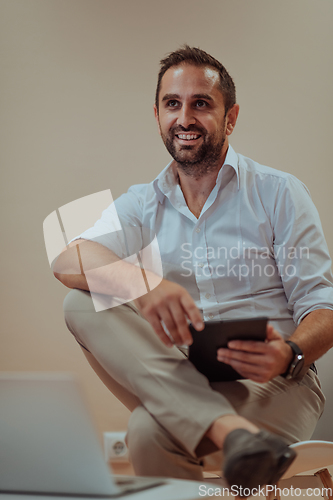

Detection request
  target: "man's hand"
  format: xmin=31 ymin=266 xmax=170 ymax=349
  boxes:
xmin=217 ymin=325 xmax=293 ymax=383
xmin=134 ymin=279 xmax=204 ymax=347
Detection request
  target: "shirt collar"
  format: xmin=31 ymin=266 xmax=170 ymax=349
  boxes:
xmin=153 ymin=145 xmax=240 ymax=203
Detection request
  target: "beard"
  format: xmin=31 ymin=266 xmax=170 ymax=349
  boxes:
xmin=161 ymin=121 xmax=226 ymax=179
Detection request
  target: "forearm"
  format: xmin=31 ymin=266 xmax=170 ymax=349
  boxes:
xmin=53 ymin=239 xmax=161 ymax=299
xmin=217 ymin=309 xmax=333 ymax=383
xmin=287 ymin=309 xmax=333 ymax=365
xmin=53 ymin=239 xmax=204 ymax=347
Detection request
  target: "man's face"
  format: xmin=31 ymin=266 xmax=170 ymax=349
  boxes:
xmin=154 ymin=64 xmax=233 ymax=177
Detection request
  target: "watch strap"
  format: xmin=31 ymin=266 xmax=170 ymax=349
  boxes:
xmin=282 ymin=340 xmax=304 ymax=378
xmin=285 ymin=340 xmax=303 ymax=357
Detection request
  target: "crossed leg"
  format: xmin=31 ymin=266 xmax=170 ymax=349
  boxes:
xmin=63 ymin=289 xmax=325 ymax=479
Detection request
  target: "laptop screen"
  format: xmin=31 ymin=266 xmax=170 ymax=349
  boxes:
xmin=0 ymin=372 xmax=120 ymax=496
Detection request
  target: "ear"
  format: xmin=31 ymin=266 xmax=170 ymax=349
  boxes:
xmin=225 ymin=104 xmax=240 ymax=136
xmin=154 ymin=104 xmax=161 ymax=136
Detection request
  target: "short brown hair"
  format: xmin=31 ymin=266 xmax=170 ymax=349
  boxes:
xmin=155 ymin=45 xmax=236 ymax=113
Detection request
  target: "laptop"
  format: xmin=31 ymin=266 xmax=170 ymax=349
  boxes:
xmin=0 ymin=372 xmax=165 ymax=497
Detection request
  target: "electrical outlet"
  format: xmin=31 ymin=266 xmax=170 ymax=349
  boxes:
xmin=103 ymin=431 xmax=129 ymax=462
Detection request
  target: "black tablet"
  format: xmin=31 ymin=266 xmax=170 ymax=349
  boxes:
xmin=188 ymin=317 xmax=268 ymax=382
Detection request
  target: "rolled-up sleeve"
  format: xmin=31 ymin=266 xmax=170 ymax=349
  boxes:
xmin=272 ymin=175 xmax=333 ymax=324
xmin=77 ymin=185 xmax=146 ymax=259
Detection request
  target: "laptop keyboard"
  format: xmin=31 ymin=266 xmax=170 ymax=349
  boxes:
xmin=115 ymin=476 xmax=166 ymax=496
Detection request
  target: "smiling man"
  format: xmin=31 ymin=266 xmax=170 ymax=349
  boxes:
xmin=156 ymin=65 xmax=232 ymax=176
xmin=54 ymin=46 xmax=333 ymax=493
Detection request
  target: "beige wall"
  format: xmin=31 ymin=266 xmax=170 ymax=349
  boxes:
xmin=1 ymin=0 xmax=333 ymax=443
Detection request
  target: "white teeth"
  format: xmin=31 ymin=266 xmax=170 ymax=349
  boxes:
xmin=177 ymin=134 xmax=199 ymax=140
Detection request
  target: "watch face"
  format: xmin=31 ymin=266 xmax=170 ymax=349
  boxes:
xmin=291 ymin=354 xmax=304 ymax=378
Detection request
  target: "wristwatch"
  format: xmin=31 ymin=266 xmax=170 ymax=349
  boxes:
xmin=282 ymin=341 xmax=305 ymax=379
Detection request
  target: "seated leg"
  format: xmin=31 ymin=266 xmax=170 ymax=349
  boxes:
xmin=63 ymin=289 xmax=325 ymax=485
xmin=126 ymin=405 xmax=204 ymax=480
xmin=63 ymin=289 xmax=234 ymax=458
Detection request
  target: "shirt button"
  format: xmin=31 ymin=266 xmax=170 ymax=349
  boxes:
xmin=205 ymin=293 xmax=211 ymax=299
xmin=195 ymin=228 xmax=201 ymax=233
xmin=209 ymin=313 xmax=214 ymax=319
xmin=198 ymin=262 xmax=204 ymax=268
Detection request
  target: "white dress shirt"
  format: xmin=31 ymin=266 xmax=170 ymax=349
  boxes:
xmin=79 ymin=146 xmax=333 ymax=339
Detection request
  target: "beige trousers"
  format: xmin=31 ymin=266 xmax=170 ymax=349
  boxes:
xmin=63 ymin=289 xmax=325 ymax=480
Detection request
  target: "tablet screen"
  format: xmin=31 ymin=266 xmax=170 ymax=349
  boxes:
xmin=188 ymin=317 xmax=268 ymax=382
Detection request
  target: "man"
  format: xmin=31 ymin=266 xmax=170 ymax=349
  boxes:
xmin=54 ymin=46 xmax=333 ymax=493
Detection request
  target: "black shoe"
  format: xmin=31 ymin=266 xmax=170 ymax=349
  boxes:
xmin=223 ymin=429 xmax=296 ymax=497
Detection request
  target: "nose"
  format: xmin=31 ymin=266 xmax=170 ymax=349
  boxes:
xmin=177 ymin=103 xmax=196 ymax=128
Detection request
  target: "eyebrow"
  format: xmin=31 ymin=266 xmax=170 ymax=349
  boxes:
xmin=161 ymin=93 xmax=213 ymax=102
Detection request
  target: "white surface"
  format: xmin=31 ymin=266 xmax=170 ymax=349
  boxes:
xmin=0 ymin=477 xmax=216 ymax=500
xmin=282 ymin=440 xmax=333 ymax=479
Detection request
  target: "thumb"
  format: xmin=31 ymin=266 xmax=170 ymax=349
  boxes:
xmin=266 ymin=324 xmax=283 ymax=342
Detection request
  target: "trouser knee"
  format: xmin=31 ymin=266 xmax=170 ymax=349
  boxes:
xmin=126 ymin=406 xmax=203 ymax=479
xmin=126 ymin=406 xmax=164 ymax=463
xmin=63 ymin=289 xmax=95 ymax=350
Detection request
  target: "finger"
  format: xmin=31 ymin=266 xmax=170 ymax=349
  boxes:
xmin=217 ymin=348 xmax=264 ymax=365
xmin=180 ymin=294 xmax=204 ymax=331
xmin=218 ymin=348 xmax=277 ymax=381
xmin=220 ymin=357 xmax=268 ymax=381
xmin=157 ymin=306 xmax=184 ymax=346
xmin=168 ymin=301 xmax=193 ymax=346
xmin=227 ymin=339 xmax=268 ymax=353
xmin=144 ymin=310 xmax=175 ymax=347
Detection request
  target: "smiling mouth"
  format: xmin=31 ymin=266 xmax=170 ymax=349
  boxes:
xmin=175 ymin=133 xmax=201 ymax=141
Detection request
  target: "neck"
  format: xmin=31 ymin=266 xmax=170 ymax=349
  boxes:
xmin=175 ymin=148 xmax=228 ymax=218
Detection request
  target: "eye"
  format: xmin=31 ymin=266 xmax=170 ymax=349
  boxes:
xmin=167 ymin=100 xmax=180 ymax=108
xmin=195 ymin=100 xmax=208 ymax=108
